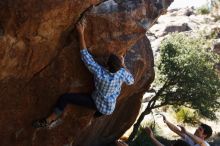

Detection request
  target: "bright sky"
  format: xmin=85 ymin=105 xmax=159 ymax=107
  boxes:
xmin=169 ymin=0 xmax=210 ymax=9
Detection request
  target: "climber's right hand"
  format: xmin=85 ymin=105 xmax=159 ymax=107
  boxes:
xmin=76 ymin=21 xmax=85 ymax=35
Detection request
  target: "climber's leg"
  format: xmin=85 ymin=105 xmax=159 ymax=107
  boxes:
xmin=32 ymin=93 xmax=99 ymax=128
xmin=53 ymin=93 xmax=96 ymax=115
xmin=46 ymin=93 xmax=95 ymax=121
xmin=53 ymin=93 xmax=103 ymax=119
xmin=93 ymin=110 xmax=103 ymax=118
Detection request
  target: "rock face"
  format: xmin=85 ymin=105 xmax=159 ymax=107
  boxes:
xmin=0 ymin=0 xmax=173 ymax=146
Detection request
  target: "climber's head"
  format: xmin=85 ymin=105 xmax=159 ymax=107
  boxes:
xmin=107 ymin=54 xmax=122 ymax=73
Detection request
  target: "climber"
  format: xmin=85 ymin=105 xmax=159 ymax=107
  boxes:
xmin=32 ymin=19 xmax=134 ymax=128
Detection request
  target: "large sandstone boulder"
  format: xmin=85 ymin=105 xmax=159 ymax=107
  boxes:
xmin=0 ymin=0 xmax=173 ymax=146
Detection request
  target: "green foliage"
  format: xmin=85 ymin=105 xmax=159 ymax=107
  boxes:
xmin=130 ymin=123 xmax=159 ymax=146
xmin=129 ymin=127 xmax=154 ymax=146
xmin=213 ymin=15 xmax=220 ymax=21
xmin=142 ymin=121 xmax=159 ymax=135
xmin=130 ymin=122 xmax=172 ymax=146
xmin=175 ymin=107 xmax=199 ymax=125
xmin=201 ymin=27 xmax=220 ymax=39
xmin=155 ymin=33 xmax=220 ymax=120
xmin=197 ymin=6 xmax=210 ymax=15
xmin=209 ymin=28 xmax=220 ymax=39
xmin=128 ymin=33 xmax=220 ymax=143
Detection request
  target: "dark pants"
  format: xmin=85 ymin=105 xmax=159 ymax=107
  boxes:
xmin=54 ymin=93 xmax=103 ymax=118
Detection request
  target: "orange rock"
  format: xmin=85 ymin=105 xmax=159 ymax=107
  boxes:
xmin=0 ymin=0 xmax=172 ymax=145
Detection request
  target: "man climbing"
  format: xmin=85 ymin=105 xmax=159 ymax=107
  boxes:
xmin=162 ymin=115 xmax=212 ymax=146
xmin=32 ymin=20 xmax=134 ymax=128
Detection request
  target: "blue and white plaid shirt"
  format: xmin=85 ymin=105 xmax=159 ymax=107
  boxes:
xmin=80 ymin=49 xmax=134 ymax=115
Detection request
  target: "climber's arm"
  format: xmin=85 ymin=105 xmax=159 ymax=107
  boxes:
xmin=76 ymin=21 xmax=87 ymax=50
xmin=80 ymin=49 xmax=102 ymax=75
xmin=76 ymin=21 xmax=102 ymax=75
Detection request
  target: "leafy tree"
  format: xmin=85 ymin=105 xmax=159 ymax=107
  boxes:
xmin=127 ymin=33 xmax=220 ymax=143
xmin=175 ymin=107 xmax=199 ymax=125
xmin=197 ymin=6 xmax=210 ymax=15
xmin=129 ymin=127 xmax=154 ymax=146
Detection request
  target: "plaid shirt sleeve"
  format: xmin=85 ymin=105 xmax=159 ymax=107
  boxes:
xmin=122 ymin=68 xmax=134 ymax=85
xmin=80 ymin=49 xmax=102 ymax=75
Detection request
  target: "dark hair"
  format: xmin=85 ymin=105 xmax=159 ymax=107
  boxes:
xmin=201 ymin=123 xmax=212 ymax=139
xmin=107 ymin=54 xmax=122 ymax=73
xmin=173 ymin=140 xmax=190 ymax=146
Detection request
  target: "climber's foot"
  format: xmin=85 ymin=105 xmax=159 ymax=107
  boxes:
xmin=48 ymin=118 xmax=63 ymax=129
xmin=32 ymin=119 xmax=49 ymax=128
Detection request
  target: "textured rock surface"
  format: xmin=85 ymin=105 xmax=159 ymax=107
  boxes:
xmin=148 ymin=7 xmax=220 ymax=59
xmin=214 ymin=42 xmax=220 ymax=73
xmin=214 ymin=42 xmax=220 ymax=55
xmin=0 ymin=0 xmax=173 ymax=146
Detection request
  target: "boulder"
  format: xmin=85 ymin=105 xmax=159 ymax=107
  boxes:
xmin=184 ymin=7 xmax=195 ymax=16
xmin=214 ymin=42 xmax=220 ymax=73
xmin=162 ymin=22 xmax=191 ymax=36
xmin=0 ymin=0 xmax=173 ymax=146
xmin=214 ymin=42 xmax=220 ymax=54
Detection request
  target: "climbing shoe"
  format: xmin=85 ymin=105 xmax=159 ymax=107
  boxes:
xmin=48 ymin=118 xmax=63 ymax=129
xmin=32 ymin=119 xmax=49 ymax=128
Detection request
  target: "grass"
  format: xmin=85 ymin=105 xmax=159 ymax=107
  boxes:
xmin=197 ymin=6 xmax=210 ymax=15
